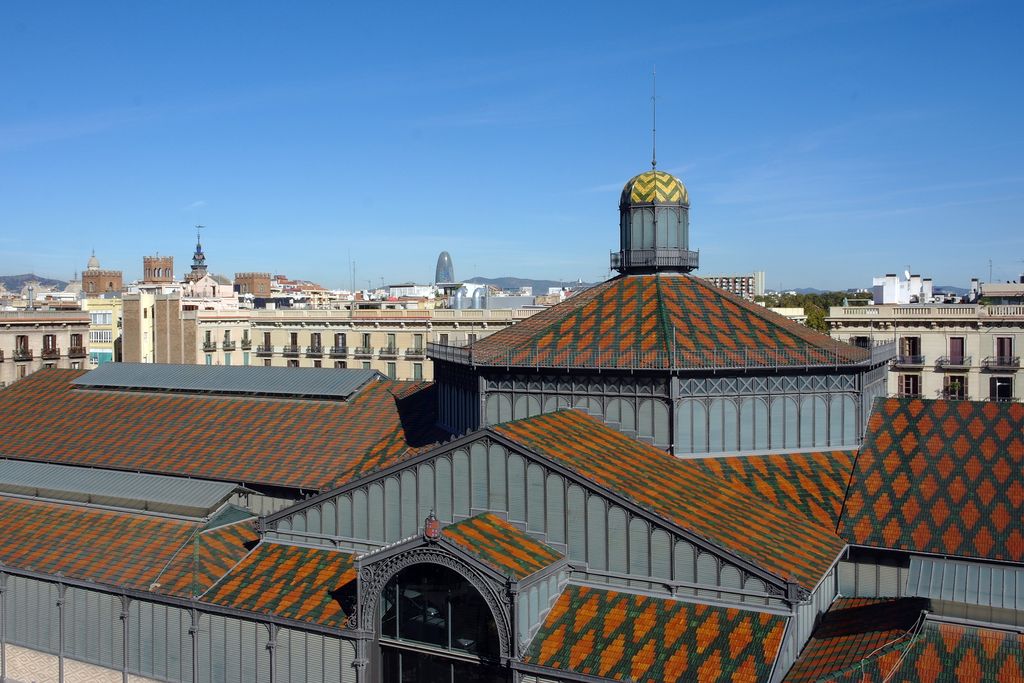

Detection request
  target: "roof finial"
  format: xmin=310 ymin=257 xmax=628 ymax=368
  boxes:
xmin=195 ymin=224 xmax=204 ymax=247
xmin=651 ymin=66 xmax=657 ymax=170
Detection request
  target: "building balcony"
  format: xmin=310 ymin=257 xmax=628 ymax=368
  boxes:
xmin=935 ymin=355 xmax=971 ymax=369
xmin=405 ymin=347 xmax=426 ymax=358
xmin=256 ymin=345 xmax=274 ymax=356
xmin=893 ymin=354 xmax=926 ymax=367
xmin=329 ymin=346 xmax=349 ymax=358
xmin=41 ymin=347 xmax=60 ymax=360
xmin=68 ymin=346 xmax=87 ymax=358
xmin=222 ymin=340 xmax=236 ymax=351
xmin=378 ymin=346 xmax=399 ymax=358
xmin=0 ymin=350 xmax=4 ymax=362
xmin=202 ymin=341 xmax=218 ymax=352
xmin=354 ymin=346 xmax=374 ymax=357
xmin=989 ymin=395 xmax=1019 ymax=402
xmin=982 ymin=356 xmax=1020 ymax=370
xmin=240 ymin=339 xmax=252 ymax=350
xmin=282 ymin=345 xmax=301 ymax=356
xmin=13 ymin=348 xmax=32 ymax=362
xmin=306 ymin=345 xmax=324 ymax=356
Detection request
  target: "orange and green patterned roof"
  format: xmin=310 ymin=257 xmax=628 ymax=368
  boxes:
xmin=494 ymin=410 xmax=846 ymax=590
xmin=0 ymin=369 xmax=445 ymax=491
xmin=790 ymin=599 xmax=1024 ymax=682
xmin=621 ymin=170 xmax=689 ymax=205
xmin=683 ymin=450 xmax=857 ymax=530
xmin=838 ymin=397 xmax=1024 ymax=562
xmin=201 ymin=542 xmax=357 ymax=629
xmin=784 ymin=598 xmax=929 ymax=682
xmin=0 ymin=494 xmax=200 ymax=590
xmin=466 ymin=274 xmax=868 ymax=370
xmin=153 ymin=520 xmax=259 ymax=598
xmin=524 ymin=584 xmax=787 ymax=682
xmin=441 ymin=513 xmax=563 ymax=580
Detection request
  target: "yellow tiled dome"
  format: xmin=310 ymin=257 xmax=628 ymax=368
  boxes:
xmin=620 ymin=170 xmax=688 ymax=206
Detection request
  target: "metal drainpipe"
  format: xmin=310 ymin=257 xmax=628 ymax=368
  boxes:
xmin=56 ymin=582 xmax=66 ymax=683
xmin=266 ymin=623 xmax=278 ymax=683
xmin=119 ymin=595 xmax=130 ymax=683
xmin=1 ymin=571 xmax=6 ymax=683
xmin=189 ymin=608 xmax=199 ymax=683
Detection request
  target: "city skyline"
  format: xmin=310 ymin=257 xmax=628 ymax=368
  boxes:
xmin=2 ymin=1 xmax=1023 ymax=289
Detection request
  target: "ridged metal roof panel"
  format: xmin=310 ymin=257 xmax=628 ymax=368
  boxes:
xmin=72 ymin=362 xmax=382 ymax=399
xmin=0 ymin=459 xmax=241 ymax=517
xmin=906 ymin=556 xmax=1024 ymax=610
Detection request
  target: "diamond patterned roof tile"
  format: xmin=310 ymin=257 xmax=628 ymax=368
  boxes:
xmin=525 ymin=584 xmax=788 ymax=683
xmin=441 ymin=513 xmax=563 ymax=580
xmin=839 ymin=397 xmax=1024 ymax=562
xmin=494 ymin=410 xmax=846 ymax=590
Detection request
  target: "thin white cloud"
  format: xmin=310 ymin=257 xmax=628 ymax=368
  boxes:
xmin=183 ymin=200 xmax=208 ymax=210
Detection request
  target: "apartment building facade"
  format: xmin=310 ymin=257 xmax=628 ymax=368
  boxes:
xmin=122 ymin=294 xmax=538 ymax=380
xmin=827 ymin=303 xmax=1023 ymax=401
xmin=0 ymin=310 xmax=90 ymax=387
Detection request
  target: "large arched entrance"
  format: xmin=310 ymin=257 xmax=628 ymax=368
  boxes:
xmin=377 ymin=564 xmax=510 ymax=682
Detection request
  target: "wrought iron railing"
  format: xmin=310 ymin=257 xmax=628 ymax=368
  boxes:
xmin=405 ymin=347 xmax=426 ymax=357
xmin=329 ymin=346 xmax=349 ymax=357
xmin=202 ymin=341 xmax=218 ymax=352
xmin=354 ymin=346 xmax=374 ymax=357
xmin=378 ymin=346 xmax=399 ymax=358
xmin=894 ymin=354 xmax=926 ymax=366
xmin=256 ymin=345 xmax=274 ymax=355
xmin=13 ymin=348 xmax=32 ymax=362
xmin=68 ymin=346 xmax=87 ymax=358
xmin=222 ymin=340 xmax=236 ymax=351
xmin=41 ymin=347 xmax=60 ymax=360
xmin=935 ymin=355 xmax=971 ymax=368
xmin=282 ymin=345 xmax=301 ymax=356
xmin=982 ymin=356 xmax=1020 ymax=369
xmin=427 ymin=338 xmax=880 ymax=372
xmin=306 ymin=345 xmax=324 ymax=356
xmin=610 ymin=248 xmax=699 ymax=272
xmin=240 ymin=339 xmax=252 ymax=350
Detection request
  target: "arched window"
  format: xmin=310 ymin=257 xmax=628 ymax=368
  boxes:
xmin=380 ymin=564 xmax=508 ymax=681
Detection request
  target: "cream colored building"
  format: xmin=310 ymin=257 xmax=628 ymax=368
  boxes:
xmin=81 ymin=295 xmax=123 ymax=365
xmin=122 ymin=295 xmax=539 ymax=380
xmin=828 ymin=303 xmax=1023 ymax=401
xmin=0 ymin=311 xmax=90 ymax=387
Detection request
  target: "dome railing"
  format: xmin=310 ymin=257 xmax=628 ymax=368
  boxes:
xmin=427 ymin=339 xmax=891 ymax=371
xmin=610 ymin=248 xmax=699 ymax=273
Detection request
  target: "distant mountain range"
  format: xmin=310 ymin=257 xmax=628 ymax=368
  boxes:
xmin=466 ymin=276 xmax=592 ymax=293
xmin=0 ymin=273 xmax=68 ymax=292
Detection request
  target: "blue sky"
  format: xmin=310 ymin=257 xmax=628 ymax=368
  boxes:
xmin=1 ymin=1 xmax=1022 ymax=290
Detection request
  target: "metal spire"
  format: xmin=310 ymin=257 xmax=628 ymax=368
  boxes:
xmin=651 ymin=66 xmax=657 ymax=170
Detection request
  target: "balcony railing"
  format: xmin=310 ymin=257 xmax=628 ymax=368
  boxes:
xmin=202 ymin=341 xmax=218 ymax=352
xmin=240 ymin=339 xmax=252 ymax=350
xmin=935 ymin=355 xmax=971 ymax=369
xmin=306 ymin=345 xmax=324 ymax=356
xmin=329 ymin=346 xmax=349 ymax=357
xmin=68 ymin=346 xmax=87 ymax=358
xmin=0 ymin=350 xmax=4 ymax=362
xmin=354 ymin=346 xmax=374 ymax=357
xmin=282 ymin=345 xmax=301 ymax=356
xmin=13 ymin=348 xmax=32 ymax=362
xmin=378 ymin=346 xmax=399 ymax=358
xmin=610 ymin=248 xmax=699 ymax=272
xmin=989 ymin=395 xmax=1019 ymax=402
xmin=982 ymin=356 xmax=1020 ymax=369
xmin=222 ymin=340 xmax=236 ymax=351
xmin=894 ymin=354 xmax=926 ymax=367
xmin=405 ymin=347 xmax=426 ymax=358
xmin=41 ymin=347 xmax=60 ymax=360
xmin=940 ymin=392 xmax=968 ymax=401
xmin=256 ymin=345 xmax=274 ymax=355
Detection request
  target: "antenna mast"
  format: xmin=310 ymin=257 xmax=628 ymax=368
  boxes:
xmin=651 ymin=66 xmax=657 ymax=170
